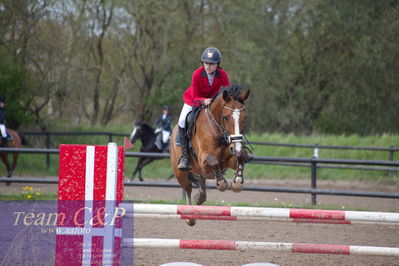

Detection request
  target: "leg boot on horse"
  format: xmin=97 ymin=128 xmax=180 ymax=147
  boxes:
xmin=177 ymin=126 xmax=192 ymax=171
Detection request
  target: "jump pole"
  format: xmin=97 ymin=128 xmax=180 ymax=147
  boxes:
xmin=120 ymin=203 xmax=399 ymax=224
xmin=129 ymin=213 xmax=399 ymax=225
xmin=124 ymin=238 xmax=399 ymax=257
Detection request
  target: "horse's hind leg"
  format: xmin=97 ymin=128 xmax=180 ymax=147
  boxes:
xmin=11 ymin=153 xmax=19 ymax=173
xmin=193 ymin=175 xmax=206 ymax=205
xmin=176 ymin=171 xmax=197 ymax=226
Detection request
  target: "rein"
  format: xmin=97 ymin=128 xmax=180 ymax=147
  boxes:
xmin=204 ymin=104 xmax=246 ymax=146
xmin=205 ymin=107 xmax=230 ymax=145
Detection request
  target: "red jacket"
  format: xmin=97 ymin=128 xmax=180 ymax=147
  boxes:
xmin=183 ymin=66 xmax=230 ymax=106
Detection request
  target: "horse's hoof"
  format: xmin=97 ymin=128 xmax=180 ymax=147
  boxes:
xmin=216 ymin=179 xmax=228 ymax=192
xmin=231 ymin=176 xmax=244 ymax=193
xmin=231 ymin=181 xmax=244 ymax=193
xmin=186 ymin=219 xmax=196 ymax=226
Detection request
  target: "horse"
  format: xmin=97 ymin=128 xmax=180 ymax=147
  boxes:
xmin=170 ymin=84 xmax=250 ymax=226
xmin=0 ymin=129 xmax=25 ymax=182
xmin=129 ymin=121 xmax=173 ymax=181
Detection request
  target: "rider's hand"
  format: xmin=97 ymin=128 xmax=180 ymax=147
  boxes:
xmin=204 ymin=98 xmax=212 ymax=105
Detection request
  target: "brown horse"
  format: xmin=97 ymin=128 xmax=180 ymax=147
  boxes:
xmin=0 ymin=129 xmax=23 ymax=180
xmin=170 ymin=85 xmax=250 ymax=226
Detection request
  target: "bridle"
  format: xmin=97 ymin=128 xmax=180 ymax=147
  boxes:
xmin=205 ymin=104 xmax=246 ymax=147
xmin=222 ymin=105 xmax=246 ymax=144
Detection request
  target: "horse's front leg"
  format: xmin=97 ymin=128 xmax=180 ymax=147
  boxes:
xmin=230 ymin=149 xmax=248 ymax=193
xmin=204 ymin=154 xmax=227 ymax=192
xmin=131 ymin=158 xmax=143 ymax=181
xmin=231 ymin=163 xmax=245 ymax=192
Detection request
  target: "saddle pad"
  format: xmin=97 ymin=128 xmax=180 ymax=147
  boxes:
xmin=5 ymin=130 xmax=13 ymax=140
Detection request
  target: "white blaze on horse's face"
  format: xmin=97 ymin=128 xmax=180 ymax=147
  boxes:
xmin=232 ymin=109 xmax=242 ymax=152
xmin=130 ymin=126 xmax=140 ymax=142
xmin=224 ymin=106 xmax=246 ymax=156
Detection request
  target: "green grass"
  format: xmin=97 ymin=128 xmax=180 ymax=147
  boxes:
xmin=0 ymin=185 xmax=57 ymax=200
xmin=0 ymin=194 xmax=57 ymax=200
xmin=2 ymin=124 xmax=398 ymax=183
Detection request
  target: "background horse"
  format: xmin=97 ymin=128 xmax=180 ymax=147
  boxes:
xmin=129 ymin=121 xmax=173 ymax=181
xmin=0 ymin=129 xmax=25 ymax=182
xmin=170 ymin=85 xmax=250 ymax=226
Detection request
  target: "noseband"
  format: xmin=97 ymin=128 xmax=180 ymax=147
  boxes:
xmin=205 ymin=104 xmax=246 ymax=146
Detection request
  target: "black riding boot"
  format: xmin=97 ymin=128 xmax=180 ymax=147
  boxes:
xmin=1 ymin=137 xmax=7 ymax=147
xmin=177 ymin=126 xmax=192 ymax=171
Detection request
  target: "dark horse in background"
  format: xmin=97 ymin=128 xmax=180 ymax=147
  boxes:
xmin=129 ymin=121 xmax=173 ymax=181
xmin=1 ymin=129 xmax=26 ymax=184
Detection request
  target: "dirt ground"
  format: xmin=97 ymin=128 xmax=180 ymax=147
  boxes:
xmin=1 ymin=178 xmax=399 ymax=266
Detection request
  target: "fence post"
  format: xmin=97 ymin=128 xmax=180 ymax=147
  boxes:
xmin=109 ymin=133 xmax=113 ymax=143
xmin=313 ymin=144 xmax=319 ymax=159
xmin=311 ymin=145 xmax=319 ymax=206
xmin=389 ymin=146 xmax=394 ymax=177
xmin=46 ymin=132 xmax=51 ymax=169
xmin=311 ymin=159 xmax=317 ymax=205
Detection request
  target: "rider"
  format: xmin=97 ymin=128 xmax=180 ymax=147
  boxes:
xmin=177 ymin=47 xmax=230 ymax=170
xmin=0 ymin=96 xmax=7 ymax=147
xmin=154 ymin=105 xmax=173 ymax=151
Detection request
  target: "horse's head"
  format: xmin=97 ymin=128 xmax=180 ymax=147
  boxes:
xmin=216 ymin=85 xmax=250 ymax=158
xmin=130 ymin=121 xmax=156 ymax=145
xmin=130 ymin=121 xmax=144 ymax=144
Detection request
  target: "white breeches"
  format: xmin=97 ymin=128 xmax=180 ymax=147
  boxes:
xmin=155 ymin=128 xmax=171 ymax=143
xmin=178 ymin=103 xmax=193 ymax=128
xmin=162 ymin=130 xmax=170 ymax=143
xmin=0 ymin=124 xmax=6 ymax=138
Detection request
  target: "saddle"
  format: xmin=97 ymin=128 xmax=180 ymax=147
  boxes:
xmin=186 ymin=104 xmax=204 ymax=139
xmin=175 ymin=104 xmax=204 ymax=147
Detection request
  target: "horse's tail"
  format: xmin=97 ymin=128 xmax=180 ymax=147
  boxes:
xmin=18 ymin=132 xmax=28 ymax=145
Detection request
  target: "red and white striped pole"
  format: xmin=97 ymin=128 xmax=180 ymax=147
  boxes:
xmin=130 ymin=213 xmax=399 ymax=225
xmin=120 ymin=203 xmax=399 ymax=224
xmin=123 ymin=238 xmax=399 ymax=257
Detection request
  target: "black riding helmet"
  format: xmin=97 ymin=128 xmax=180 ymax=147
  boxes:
xmin=0 ymin=96 xmax=5 ymax=103
xmin=201 ymin=47 xmax=221 ymax=64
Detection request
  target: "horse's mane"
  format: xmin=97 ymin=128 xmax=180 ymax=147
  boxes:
xmin=141 ymin=122 xmax=154 ymax=132
xmin=212 ymin=84 xmax=244 ymax=103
